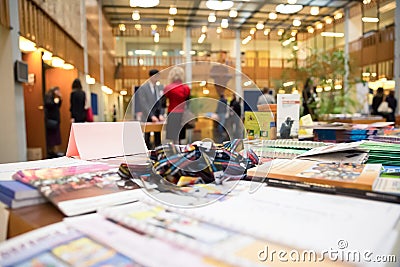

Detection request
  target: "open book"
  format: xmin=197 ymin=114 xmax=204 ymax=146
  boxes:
xmin=247 ymin=159 xmax=381 ymax=191
xmin=12 ymin=164 xmax=143 ymax=216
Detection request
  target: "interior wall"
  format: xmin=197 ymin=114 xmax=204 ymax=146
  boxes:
xmin=31 ymin=0 xmax=83 ymax=45
xmin=45 ymin=67 xmax=79 ymax=154
xmin=0 ymin=26 xmax=27 ymax=163
xmin=22 ymin=51 xmax=46 ymax=159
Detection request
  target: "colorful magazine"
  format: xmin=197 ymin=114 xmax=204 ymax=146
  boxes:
xmin=0 ymin=222 xmax=141 ymax=267
xmin=12 ymin=165 xmax=142 ymax=216
xmin=247 ymin=159 xmax=381 ymax=191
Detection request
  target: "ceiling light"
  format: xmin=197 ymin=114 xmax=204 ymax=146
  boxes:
xmin=206 ymin=0 xmax=234 ymax=11
xmin=201 ymin=26 xmax=208 ymax=33
xmin=278 ymin=29 xmax=284 ymax=36
xmin=325 ymin=17 xmax=333 ymax=24
xmin=363 ymin=0 xmax=371 ymax=4
xmin=198 ymin=33 xmax=206 ymax=44
xmin=120 ymin=90 xmax=128 ymax=96
xmin=216 ymin=27 xmax=222 ymax=34
xmin=269 ymin=12 xmax=277 ymax=20
xmin=154 ymin=32 xmax=160 ymax=43
xmin=86 ymin=75 xmax=95 ymax=85
xmin=119 ymin=23 xmax=126 ymax=31
xmin=264 ymin=29 xmax=270 ymax=35
xmin=168 ymin=19 xmax=175 ymax=26
xmin=256 ymin=21 xmax=264 ymax=30
xmin=102 ymin=85 xmax=113 ymax=94
xmin=166 ymin=25 xmax=174 ymax=32
xmin=135 ymin=24 xmax=142 ymax=30
xmin=321 ymin=31 xmax=344 ymax=37
xmin=288 ymin=0 xmax=297 ymax=4
xmin=283 ymin=81 xmax=295 ymax=87
xmin=134 ymin=50 xmax=152 ymax=55
xmin=282 ymin=39 xmax=292 ymax=46
xmin=293 ymin=19 xmax=301 ymax=27
xmin=293 ymin=45 xmax=298 ymax=51
xmin=62 ymin=63 xmax=74 ymax=70
xmin=291 ymin=30 xmax=298 ymax=36
xmin=51 ymin=57 xmax=64 ymax=67
xmin=310 ymin=6 xmax=319 ymax=15
xmin=221 ymin=18 xmax=229 ymax=28
xmin=42 ymin=50 xmax=52 ymax=61
xmin=151 ymin=24 xmax=157 ymax=30
xmin=242 ymin=35 xmax=252 ymax=45
xmin=132 ymin=10 xmax=140 ymax=20
xmin=208 ymin=12 xmax=216 ymax=22
xmin=362 ymin=17 xmax=379 ymax=23
xmin=19 ymin=37 xmax=36 ymax=52
xmin=199 ymin=81 xmax=207 ymax=86
xmin=250 ymin=28 xmax=256 ymax=35
xmin=203 ymin=89 xmax=210 ymax=95
xmin=169 ymin=5 xmax=177 ymax=15
xmin=307 ymin=26 xmax=314 ymax=33
xmin=229 ymin=8 xmax=238 ymax=18
xmin=315 ymin=22 xmax=323 ymax=29
xmin=130 ymin=0 xmax=159 ymax=8
xmin=334 ymin=12 xmax=343 ymax=20
xmin=244 ymin=81 xmax=252 ymax=86
xmin=334 ymin=84 xmax=342 ymax=90
xmin=276 ymin=4 xmax=303 ymax=14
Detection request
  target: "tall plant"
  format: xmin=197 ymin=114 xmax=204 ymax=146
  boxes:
xmin=294 ymin=48 xmax=360 ymax=118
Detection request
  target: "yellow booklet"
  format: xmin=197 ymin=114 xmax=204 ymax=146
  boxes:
xmin=244 ymin=111 xmax=275 ymax=140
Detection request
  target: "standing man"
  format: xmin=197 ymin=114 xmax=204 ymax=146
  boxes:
xmin=215 ymin=94 xmax=228 ymax=143
xmin=136 ymin=69 xmax=164 ymax=149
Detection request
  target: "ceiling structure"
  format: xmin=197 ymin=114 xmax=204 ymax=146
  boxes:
xmin=102 ymin=0 xmax=360 ymax=34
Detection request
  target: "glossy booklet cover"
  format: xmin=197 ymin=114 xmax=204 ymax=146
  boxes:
xmin=247 ymin=159 xmax=381 ymax=191
xmin=12 ymin=164 xmax=141 ymax=216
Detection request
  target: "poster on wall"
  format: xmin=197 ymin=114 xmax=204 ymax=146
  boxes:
xmin=277 ymin=94 xmax=300 ymax=139
xmin=91 ymin=93 xmax=98 ymax=115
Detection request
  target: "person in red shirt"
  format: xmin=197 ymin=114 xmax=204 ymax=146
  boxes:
xmin=163 ymin=66 xmax=191 ymax=144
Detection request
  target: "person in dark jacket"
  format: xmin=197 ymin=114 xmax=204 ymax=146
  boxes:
xmin=45 ymin=86 xmax=62 ymax=158
xmin=386 ymin=90 xmax=398 ymax=122
xmin=70 ymin=78 xmax=86 ymax=123
xmin=228 ymin=95 xmax=243 ymax=139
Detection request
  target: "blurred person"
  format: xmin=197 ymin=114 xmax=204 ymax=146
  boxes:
xmin=70 ymin=78 xmax=86 ymax=123
xmin=386 ymin=90 xmax=397 ymax=122
xmin=371 ymin=87 xmax=385 ymax=116
xmin=215 ymin=94 xmax=228 ymax=143
xmin=210 ymin=52 xmax=232 ymax=96
xmin=229 ymin=95 xmax=243 ymax=139
xmin=112 ymin=104 xmax=117 ymax=122
xmin=44 ymin=86 xmax=63 ymax=158
xmin=257 ymin=87 xmax=275 ymax=106
xmin=163 ymin=66 xmax=191 ymax=144
xmin=136 ymin=69 xmax=165 ymax=148
xmin=301 ymin=78 xmax=315 ymax=117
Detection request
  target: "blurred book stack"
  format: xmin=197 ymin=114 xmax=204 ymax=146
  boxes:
xmin=360 ymin=141 xmax=400 ymax=166
xmin=313 ymin=128 xmax=378 ymax=142
xmin=0 ymin=180 xmax=46 ymax=209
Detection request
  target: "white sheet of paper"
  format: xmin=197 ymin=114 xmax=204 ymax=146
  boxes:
xmin=66 ymin=121 xmax=147 ymax=160
xmin=180 ymin=182 xmax=400 ymax=254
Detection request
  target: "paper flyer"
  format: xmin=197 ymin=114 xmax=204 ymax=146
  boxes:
xmin=277 ymin=94 xmax=300 ymax=139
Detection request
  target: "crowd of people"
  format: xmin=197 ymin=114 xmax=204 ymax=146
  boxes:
xmin=44 ymin=71 xmax=398 ymax=157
